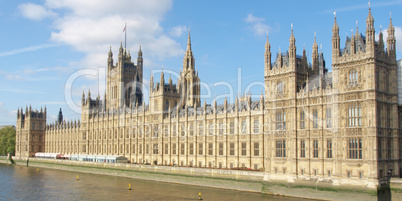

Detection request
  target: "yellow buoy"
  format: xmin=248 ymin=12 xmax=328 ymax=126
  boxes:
xmin=128 ymin=183 xmax=132 ymax=190
xmin=198 ymin=192 xmax=202 ymax=200
xmin=37 ymin=168 xmax=39 ymax=172
xmin=76 ymin=175 xmax=79 ymax=181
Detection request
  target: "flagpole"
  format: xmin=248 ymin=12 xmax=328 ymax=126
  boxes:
xmin=125 ymin=23 xmax=127 ymax=50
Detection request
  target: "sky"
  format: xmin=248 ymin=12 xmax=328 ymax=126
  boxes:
xmin=0 ymin=0 xmax=401 ymax=126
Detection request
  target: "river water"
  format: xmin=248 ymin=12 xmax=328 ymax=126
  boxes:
xmin=0 ymin=163 xmax=307 ymax=201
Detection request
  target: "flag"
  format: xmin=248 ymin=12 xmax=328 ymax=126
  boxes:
xmin=123 ymin=24 xmax=126 ymax=32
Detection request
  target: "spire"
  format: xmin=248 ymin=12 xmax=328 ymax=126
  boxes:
xmin=313 ymin=32 xmax=318 ymax=55
xmin=289 ymin=23 xmax=295 ymax=46
xmin=138 ymin=45 xmax=142 ymax=57
xmin=108 ymin=46 xmax=113 ymax=67
xmin=187 ymin=29 xmax=192 ymax=52
xmin=264 ymin=31 xmax=271 ymax=70
xmin=312 ymin=32 xmax=319 ymax=73
xmin=160 ymin=66 xmax=164 ymax=85
xmin=365 ymin=1 xmax=375 ymax=45
xmin=355 ymin=20 xmax=359 ymax=36
xmin=387 ymin=13 xmax=396 ymax=56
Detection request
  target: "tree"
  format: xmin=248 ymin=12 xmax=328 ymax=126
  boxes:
xmin=0 ymin=126 xmax=16 ymax=156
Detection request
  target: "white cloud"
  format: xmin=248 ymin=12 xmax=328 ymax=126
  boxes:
xmin=244 ymin=14 xmax=271 ymax=36
xmin=19 ymin=3 xmax=56 ymax=21
xmin=0 ymin=43 xmax=57 ymax=57
xmin=375 ymin=26 xmax=402 ymax=53
xmin=17 ymin=0 xmax=186 ymax=93
xmin=169 ymin=25 xmax=187 ymax=37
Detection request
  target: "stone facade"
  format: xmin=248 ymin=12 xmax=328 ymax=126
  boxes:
xmin=15 ymin=9 xmax=400 ymax=188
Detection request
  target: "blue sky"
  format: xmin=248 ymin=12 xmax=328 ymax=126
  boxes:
xmin=0 ymin=0 xmax=401 ymax=125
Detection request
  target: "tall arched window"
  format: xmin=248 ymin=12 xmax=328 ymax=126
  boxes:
xmin=349 ymin=70 xmax=358 ymax=86
xmin=277 ymin=81 xmax=284 ymax=94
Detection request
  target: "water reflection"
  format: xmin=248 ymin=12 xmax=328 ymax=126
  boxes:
xmin=0 ymin=163 xmax=307 ymax=201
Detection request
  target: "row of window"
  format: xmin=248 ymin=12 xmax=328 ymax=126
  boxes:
xmin=276 ymin=138 xmax=362 ymax=159
xmin=81 ymin=142 xmax=261 ymax=156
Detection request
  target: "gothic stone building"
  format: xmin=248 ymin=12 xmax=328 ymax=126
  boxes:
xmin=16 ymin=9 xmax=399 ymax=188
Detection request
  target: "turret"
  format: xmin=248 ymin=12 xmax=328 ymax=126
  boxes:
xmin=118 ymin=42 xmax=124 ymax=63
xmin=57 ymin=108 xmax=63 ymax=124
xmin=312 ymin=33 xmax=319 ymax=74
xmin=160 ymin=68 xmax=165 ymax=87
xmin=108 ymin=46 xmax=113 ymax=69
xmin=332 ymin=12 xmax=340 ymax=59
xmin=264 ymin=32 xmax=271 ymax=72
xmin=150 ymin=73 xmax=154 ymax=91
xmin=365 ymin=5 xmax=375 ymax=50
xmin=387 ymin=14 xmax=396 ymax=58
xmin=378 ymin=26 xmax=384 ymax=53
xmin=289 ymin=24 xmax=296 ymax=70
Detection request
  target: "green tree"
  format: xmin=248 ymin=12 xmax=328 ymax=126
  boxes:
xmin=0 ymin=126 xmax=16 ymax=156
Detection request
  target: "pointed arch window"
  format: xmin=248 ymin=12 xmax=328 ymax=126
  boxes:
xmin=277 ymin=81 xmax=284 ymax=94
xmin=349 ymin=70 xmax=358 ymax=86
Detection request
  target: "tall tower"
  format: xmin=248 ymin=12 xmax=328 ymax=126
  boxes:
xmin=15 ymin=106 xmax=46 ymax=158
xmin=178 ymin=30 xmax=201 ymax=107
xmin=106 ymin=44 xmax=143 ymax=110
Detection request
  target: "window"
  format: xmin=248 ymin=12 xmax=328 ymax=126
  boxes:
xmin=313 ymin=109 xmax=318 ymax=128
xmin=173 ymin=125 xmax=177 ymax=136
xmin=180 ymin=124 xmax=185 ymax=136
xmin=348 ymin=105 xmax=362 ymax=127
xmin=326 ymin=108 xmax=332 ymax=128
xmin=164 ymin=144 xmax=168 ymax=154
xmin=348 ymin=138 xmax=362 ymax=159
xmin=241 ymin=120 xmax=247 ymax=134
xmin=327 ymin=139 xmax=332 ymax=158
xmin=277 ymin=81 xmax=284 ymax=94
xmin=139 ymin=144 xmax=142 ymax=154
xmin=198 ymin=143 xmax=203 ymax=155
xmin=300 ymin=111 xmax=305 ymax=129
xmin=133 ymin=144 xmax=136 ymax=154
xmin=189 ymin=143 xmax=194 ymax=155
xmin=241 ymin=143 xmax=247 ymax=156
xmin=219 ymin=122 xmax=224 ymax=135
xmin=199 ymin=123 xmax=204 ymax=136
xmin=153 ymin=126 xmax=158 ymax=137
xmin=230 ymin=143 xmax=235 ymax=155
xmin=276 ymin=112 xmax=286 ymax=130
xmin=230 ymin=121 xmax=234 ymax=134
xmin=172 ymin=143 xmax=176 ymax=155
xmin=82 ymin=132 xmax=86 ymax=140
xmin=208 ymin=143 xmax=213 ymax=155
xmin=378 ymin=139 xmax=382 ymax=159
xmin=153 ymin=143 xmax=158 ymax=154
xmin=209 ymin=123 xmax=214 ymax=135
xmin=349 ymin=70 xmax=358 ymax=85
xmin=189 ymin=124 xmax=194 ymax=136
xmin=313 ymin=140 xmax=319 ymax=158
xmin=164 ymin=126 xmax=168 ymax=138
xmin=300 ymin=140 xmax=305 ymax=158
xmin=219 ymin=143 xmax=224 ymax=155
xmin=253 ymin=119 xmax=259 ymax=134
xmin=386 ymin=138 xmax=392 ymax=159
xmin=254 ymin=142 xmax=259 ymax=156
xmin=145 ymin=144 xmax=149 ymax=154
xmin=180 ymin=143 xmax=185 ymax=155
xmin=276 ymin=140 xmax=286 ymax=157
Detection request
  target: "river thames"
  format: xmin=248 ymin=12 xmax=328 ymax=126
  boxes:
xmin=0 ymin=163 xmax=309 ymax=200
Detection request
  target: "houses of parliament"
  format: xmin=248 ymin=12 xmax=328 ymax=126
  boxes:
xmin=15 ymin=8 xmax=401 ymax=188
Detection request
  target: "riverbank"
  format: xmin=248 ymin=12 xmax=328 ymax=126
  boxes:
xmin=0 ymin=158 xmax=379 ymax=201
